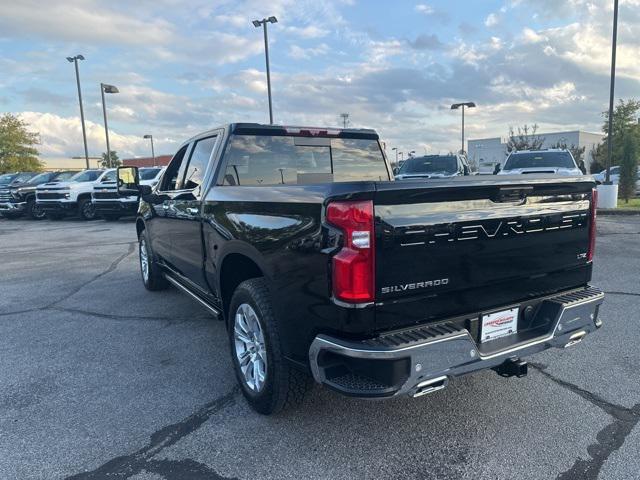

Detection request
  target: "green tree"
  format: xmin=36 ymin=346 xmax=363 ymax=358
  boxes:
xmin=507 ymin=124 xmax=545 ymax=152
xmin=0 ymin=113 xmax=43 ymax=173
xmin=599 ymin=99 xmax=640 ymax=168
xmin=618 ymin=135 xmax=638 ymax=203
xmin=100 ymin=151 xmax=121 ymax=168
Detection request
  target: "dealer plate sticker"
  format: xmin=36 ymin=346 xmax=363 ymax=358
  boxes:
xmin=481 ymin=307 xmax=519 ymax=343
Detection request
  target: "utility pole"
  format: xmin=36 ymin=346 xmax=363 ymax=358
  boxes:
xmin=605 ymin=0 xmax=619 ymax=184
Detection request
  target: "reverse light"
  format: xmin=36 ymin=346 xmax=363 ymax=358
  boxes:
xmin=587 ymin=187 xmax=598 ymax=262
xmin=326 ymin=200 xmax=375 ymax=303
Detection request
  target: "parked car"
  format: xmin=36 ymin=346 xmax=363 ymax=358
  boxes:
xmin=593 ymin=166 xmax=640 ymax=194
xmin=497 ymin=149 xmax=583 ymax=176
xmin=36 ymin=169 xmax=114 ymax=220
xmin=394 ymin=154 xmax=472 ymax=180
xmin=118 ymin=123 xmax=603 ymax=415
xmin=0 ymin=172 xmax=39 ymax=217
xmin=92 ymin=167 xmax=164 ymax=220
xmin=0 ymin=171 xmax=79 ymax=219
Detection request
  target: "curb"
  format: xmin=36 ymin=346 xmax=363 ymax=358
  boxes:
xmin=598 ymin=209 xmax=640 ymax=216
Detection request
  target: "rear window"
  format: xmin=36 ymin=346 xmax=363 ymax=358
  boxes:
xmin=504 ymin=152 xmax=576 ymax=170
xmin=221 ymin=135 xmax=388 ymax=186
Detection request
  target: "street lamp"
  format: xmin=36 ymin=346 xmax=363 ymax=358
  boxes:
xmin=605 ymin=0 xmax=619 ymax=185
xmin=399 ymin=152 xmax=404 ymax=161
xmin=67 ymin=55 xmax=89 ymax=169
xmin=252 ymin=16 xmax=277 ymax=124
xmin=451 ymin=102 xmax=476 ymax=155
xmin=143 ymin=134 xmax=156 ymax=167
xmin=391 ymin=147 xmax=398 ymax=165
xmin=100 ymin=83 xmax=119 ymax=168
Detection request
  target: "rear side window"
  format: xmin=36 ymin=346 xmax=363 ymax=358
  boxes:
xmin=221 ymin=135 xmax=388 ymax=186
xmin=180 ymin=136 xmax=217 ymax=190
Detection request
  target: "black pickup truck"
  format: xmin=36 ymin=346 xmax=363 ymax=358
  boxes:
xmin=118 ymin=123 xmax=604 ymax=415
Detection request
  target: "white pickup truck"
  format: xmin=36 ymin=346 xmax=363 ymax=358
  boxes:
xmin=36 ymin=169 xmax=115 ymax=220
xmin=91 ymin=167 xmax=163 ymax=220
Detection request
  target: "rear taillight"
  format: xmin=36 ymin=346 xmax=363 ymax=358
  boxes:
xmin=587 ymin=187 xmax=598 ymax=262
xmin=326 ymin=200 xmax=375 ymax=303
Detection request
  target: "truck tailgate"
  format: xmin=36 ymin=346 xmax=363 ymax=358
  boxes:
xmin=373 ymin=176 xmax=595 ymax=332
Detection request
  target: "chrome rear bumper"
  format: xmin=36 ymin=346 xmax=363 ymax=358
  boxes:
xmin=309 ymin=286 xmax=604 ymax=398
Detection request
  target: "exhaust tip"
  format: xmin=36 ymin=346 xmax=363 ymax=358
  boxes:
xmin=412 ymin=376 xmax=448 ymax=397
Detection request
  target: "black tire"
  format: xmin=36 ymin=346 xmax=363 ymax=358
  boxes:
xmin=46 ymin=213 xmax=65 ymax=220
xmin=139 ymin=231 xmax=169 ymax=291
xmin=78 ymin=198 xmax=97 ymax=221
xmin=27 ymin=198 xmax=46 ymax=220
xmin=228 ymin=278 xmax=311 ymax=415
xmin=101 ymin=214 xmax=121 ymax=221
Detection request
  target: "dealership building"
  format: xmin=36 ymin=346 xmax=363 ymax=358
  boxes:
xmin=468 ymin=130 xmax=603 ymax=174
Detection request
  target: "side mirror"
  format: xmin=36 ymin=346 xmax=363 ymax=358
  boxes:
xmin=393 ymin=167 xmax=400 ymax=175
xmin=493 ymin=164 xmax=502 ymax=175
xmin=463 ymin=165 xmax=470 ymax=175
xmin=117 ymin=166 xmax=140 ymax=196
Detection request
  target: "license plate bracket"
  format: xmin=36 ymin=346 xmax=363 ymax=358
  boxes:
xmin=480 ymin=307 xmax=519 ymax=343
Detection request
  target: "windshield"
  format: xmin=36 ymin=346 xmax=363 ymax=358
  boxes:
xmin=0 ymin=173 xmax=19 ymax=184
xmin=27 ymin=172 xmax=54 ymax=184
xmin=140 ymin=168 xmax=161 ymax=180
xmin=504 ymin=151 xmax=576 ymax=170
xmin=70 ymin=170 xmax=103 ymax=182
xmin=399 ymin=155 xmax=458 ymax=175
xmin=53 ymin=171 xmax=78 ymax=181
xmin=9 ymin=172 xmax=37 ymax=184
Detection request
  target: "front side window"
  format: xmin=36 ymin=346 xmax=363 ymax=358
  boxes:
xmin=181 ymin=136 xmax=217 ymax=190
xmin=222 ymin=135 xmax=388 ymax=186
xmin=100 ymin=170 xmax=117 ymax=182
xmin=160 ymin=145 xmax=189 ymax=191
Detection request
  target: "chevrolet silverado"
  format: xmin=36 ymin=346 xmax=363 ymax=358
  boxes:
xmin=118 ymin=123 xmax=604 ymax=415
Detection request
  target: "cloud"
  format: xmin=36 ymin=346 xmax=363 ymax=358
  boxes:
xmin=285 ymin=25 xmax=330 ymax=38
xmin=415 ymin=4 xmax=434 ymax=15
xmin=409 ymin=34 xmax=444 ymax=51
xmin=288 ymin=44 xmax=330 ymax=60
xmin=484 ymin=13 xmax=500 ymax=27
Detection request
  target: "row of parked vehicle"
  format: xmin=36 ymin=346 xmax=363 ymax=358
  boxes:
xmin=393 ymin=148 xmax=584 ymax=180
xmin=0 ymin=167 xmax=164 ymax=221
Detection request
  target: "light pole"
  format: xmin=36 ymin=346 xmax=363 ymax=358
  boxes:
xmin=67 ymin=55 xmax=89 ymax=169
xmin=340 ymin=113 xmax=349 ymax=128
xmin=100 ymin=83 xmax=119 ymax=168
xmin=451 ymin=102 xmax=476 ymax=155
xmin=143 ymin=134 xmax=156 ymax=167
xmin=605 ymin=0 xmax=619 ymax=184
xmin=391 ymin=147 xmax=398 ymax=165
xmin=399 ymin=152 xmax=404 ymax=162
xmin=252 ymin=16 xmax=277 ymax=124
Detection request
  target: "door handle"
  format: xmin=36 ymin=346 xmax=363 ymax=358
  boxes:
xmin=187 ymin=207 xmax=199 ymax=215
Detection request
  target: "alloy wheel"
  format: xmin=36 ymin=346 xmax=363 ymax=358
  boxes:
xmin=234 ymin=303 xmax=267 ymax=392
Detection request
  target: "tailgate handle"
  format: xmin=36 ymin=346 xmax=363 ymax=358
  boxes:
xmin=494 ymin=186 xmax=533 ymax=203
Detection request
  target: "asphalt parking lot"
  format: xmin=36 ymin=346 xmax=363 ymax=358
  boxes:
xmin=1 ymin=215 xmax=639 ymax=480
